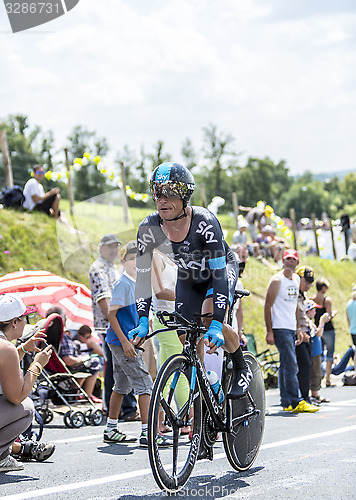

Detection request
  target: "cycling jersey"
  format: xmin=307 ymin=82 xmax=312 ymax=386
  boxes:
xmin=135 ymin=206 xmax=238 ymax=325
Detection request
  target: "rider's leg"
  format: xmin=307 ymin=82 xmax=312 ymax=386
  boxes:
xmin=201 ymin=298 xmax=252 ymax=399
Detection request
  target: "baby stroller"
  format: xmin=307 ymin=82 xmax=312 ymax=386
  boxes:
xmin=19 ymin=313 xmax=103 ymax=428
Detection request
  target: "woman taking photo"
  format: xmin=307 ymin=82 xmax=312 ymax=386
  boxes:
xmin=0 ymin=293 xmax=53 ymax=472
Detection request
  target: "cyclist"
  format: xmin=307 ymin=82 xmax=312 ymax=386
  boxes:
xmin=129 ymin=162 xmax=252 ymax=400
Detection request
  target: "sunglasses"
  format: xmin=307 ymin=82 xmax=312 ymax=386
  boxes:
xmin=150 ymin=181 xmax=188 ymax=201
xmin=35 ymin=170 xmax=45 ymax=175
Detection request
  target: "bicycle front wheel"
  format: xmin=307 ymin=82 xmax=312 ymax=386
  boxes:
xmin=223 ymin=351 xmax=265 ymax=471
xmin=148 ymin=354 xmax=202 ymax=493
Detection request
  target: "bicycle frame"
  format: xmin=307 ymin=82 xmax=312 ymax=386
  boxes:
xmin=147 ymin=310 xmax=258 ymax=437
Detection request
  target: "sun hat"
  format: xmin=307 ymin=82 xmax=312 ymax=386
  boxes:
xmin=0 ymin=293 xmax=38 ymax=322
xmin=305 ymin=299 xmax=322 ymax=313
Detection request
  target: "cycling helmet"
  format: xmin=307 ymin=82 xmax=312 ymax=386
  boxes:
xmin=150 ymin=162 xmax=195 ymax=204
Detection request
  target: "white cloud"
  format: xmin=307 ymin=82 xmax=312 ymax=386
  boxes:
xmin=0 ymin=0 xmax=355 ymax=175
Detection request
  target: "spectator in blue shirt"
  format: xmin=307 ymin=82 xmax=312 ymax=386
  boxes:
xmin=104 ymin=241 xmax=169 ymax=448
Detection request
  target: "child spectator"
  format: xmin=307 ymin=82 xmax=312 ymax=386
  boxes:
xmin=104 ymin=241 xmax=170 ymax=447
xmin=305 ymin=299 xmax=331 ymax=405
xmin=72 ymin=325 xmax=104 ymax=360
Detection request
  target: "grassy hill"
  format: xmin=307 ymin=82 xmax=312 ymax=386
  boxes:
xmin=0 ymin=202 xmax=355 ymax=357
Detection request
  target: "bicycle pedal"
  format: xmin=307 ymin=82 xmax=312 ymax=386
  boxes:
xmin=197 ymin=444 xmax=213 ymax=461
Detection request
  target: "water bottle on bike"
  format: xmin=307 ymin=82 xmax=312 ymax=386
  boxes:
xmin=206 ymin=370 xmax=224 ymax=403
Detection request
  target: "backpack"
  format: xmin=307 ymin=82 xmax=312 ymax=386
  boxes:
xmin=0 ymin=185 xmax=25 ymax=208
xmin=342 ymin=371 xmax=356 ymax=386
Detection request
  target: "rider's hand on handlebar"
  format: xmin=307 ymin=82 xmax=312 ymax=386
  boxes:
xmin=203 ymin=320 xmax=225 ymax=354
xmin=128 ymin=316 xmax=149 ymax=345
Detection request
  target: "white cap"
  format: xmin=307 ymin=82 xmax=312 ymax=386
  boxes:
xmin=0 ymin=293 xmax=38 ymax=322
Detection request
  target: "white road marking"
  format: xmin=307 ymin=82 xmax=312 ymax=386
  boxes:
xmin=3 ymin=423 xmax=356 ymax=500
xmin=51 ymin=398 xmax=356 ymax=444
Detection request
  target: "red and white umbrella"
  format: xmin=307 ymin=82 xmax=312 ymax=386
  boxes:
xmin=0 ymin=270 xmax=94 ymax=331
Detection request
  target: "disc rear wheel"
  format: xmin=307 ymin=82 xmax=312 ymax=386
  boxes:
xmin=222 ymin=352 xmax=265 ymax=471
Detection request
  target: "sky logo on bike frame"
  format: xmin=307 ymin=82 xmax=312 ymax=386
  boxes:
xmin=4 ymin=0 xmax=80 ymax=33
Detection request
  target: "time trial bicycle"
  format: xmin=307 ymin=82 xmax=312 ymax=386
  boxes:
xmin=146 ymin=290 xmax=265 ymax=493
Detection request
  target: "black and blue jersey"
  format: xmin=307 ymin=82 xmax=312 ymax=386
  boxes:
xmin=135 ymin=206 xmax=238 ymax=325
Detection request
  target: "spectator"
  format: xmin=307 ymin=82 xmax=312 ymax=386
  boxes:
xmin=332 ymin=345 xmax=355 ymax=375
xmin=72 ymin=325 xmax=104 ymax=359
xmin=89 ymin=233 xmax=138 ymax=420
xmin=295 ymin=266 xmax=315 ymax=403
xmin=104 ymin=241 xmax=169 ymax=447
xmin=245 ymin=203 xmax=273 ymax=242
xmin=55 ymin=309 xmax=102 ymax=403
xmin=0 ymin=293 xmax=54 ymax=472
xmin=302 ymin=299 xmax=331 ymax=405
xmin=340 ymin=213 xmax=351 ymax=254
xmin=23 ymin=165 xmax=61 ymax=219
xmin=232 ymin=220 xmax=248 ymax=245
xmin=305 ymin=299 xmax=330 ymax=405
xmin=258 ymin=225 xmax=288 ymax=263
xmin=347 ymin=238 xmax=356 ymax=261
xmin=346 ymin=285 xmax=356 ymax=368
xmin=151 ymin=251 xmax=189 ymax=433
xmin=264 ymin=249 xmax=319 ymax=412
xmin=311 ymin=278 xmax=337 ymax=387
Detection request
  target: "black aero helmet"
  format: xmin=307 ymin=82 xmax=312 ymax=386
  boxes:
xmin=150 ymin=162 xmax=195 ymax=204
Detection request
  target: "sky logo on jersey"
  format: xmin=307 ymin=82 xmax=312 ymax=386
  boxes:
xmin=154 ymin=163 xmax=171 ymax=182
xmin=196 ymin=221 xmax=218 ymax=243
xmin=4 ymin=0 xmax=80 ymax=33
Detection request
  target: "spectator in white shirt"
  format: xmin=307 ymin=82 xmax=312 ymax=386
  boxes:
xmin=23 ymin=165 xmax=61 ymax=219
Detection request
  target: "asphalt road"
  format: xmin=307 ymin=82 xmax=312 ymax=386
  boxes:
xmin=1 ymin=381 xmax=355 ymax=500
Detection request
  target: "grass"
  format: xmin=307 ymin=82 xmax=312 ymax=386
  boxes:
xmin=0 ymin=202 xmax=354 ymax=358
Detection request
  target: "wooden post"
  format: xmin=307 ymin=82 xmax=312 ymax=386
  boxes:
xmin=329 ymin=217 xmax=337 ymax=260
xmin=289 ymin=207 xmax=298 ymax=251
xmin=64 ymin=148 xmax=74 ymax=216
xmin=200 ymin=184 xmax=207 ymax=208
xmin=0 ymin=130 xmax=13 ymax=187
xmin=232 ymin=192 xmax=239 ymax=229
xmin=120 ymin=162 xmax=129 ymax=225
xmin=311 ymin=213 xmax=320 ymax=257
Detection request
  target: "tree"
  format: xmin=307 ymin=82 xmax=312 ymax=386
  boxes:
xmin=181 ymin=138 xmax=197 ymax=171
xmin=202 ymin=124 xmax=238 ymax=195
xmin=147 ymin=140 xmax=171 ymax=170
xmin=278 ymin=173 xmax=330 ymax=219
xmin=234 ymin=157 xmax=292 ymax=210
xmin=0 ymin=114 xmax=53 ymax=186
xmin=66 ymin=126 xmax=111 ymax=201
xmin=340 ymin=173 xmax=356 ymax=205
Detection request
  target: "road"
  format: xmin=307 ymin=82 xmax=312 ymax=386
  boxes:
xmin=1 ymin=383 xmax=355 ymax=500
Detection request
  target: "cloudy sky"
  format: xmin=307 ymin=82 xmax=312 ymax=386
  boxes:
xmin=1 ymin=0 xmax=355 ymax=175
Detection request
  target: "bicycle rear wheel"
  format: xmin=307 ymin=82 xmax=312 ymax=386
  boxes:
xmin=222 ymin=351 xmax=265 ymax=471
xmin=148 ymin=354 xmax=202 ymax=493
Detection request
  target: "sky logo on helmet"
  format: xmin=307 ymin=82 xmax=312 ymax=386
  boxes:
xmin=3 ymin=0 xmax=80 ymax=33
xmin=155 ymin=163 xmax=171 ymax=183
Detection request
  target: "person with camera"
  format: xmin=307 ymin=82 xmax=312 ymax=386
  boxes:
xmin=0 ymin=293 xmax=54 ymax=472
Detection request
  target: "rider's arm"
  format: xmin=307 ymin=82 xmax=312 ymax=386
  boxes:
xmin=135 ymin=220 xmax=155 ymax=319
xmin=203 ymin=215 xmax=230 ymax=324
